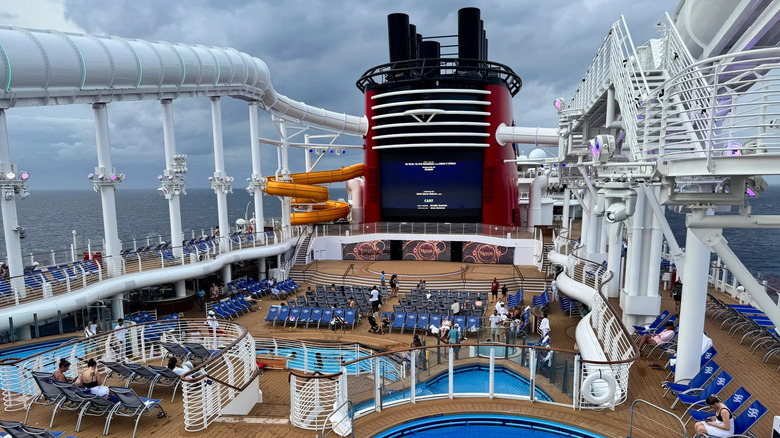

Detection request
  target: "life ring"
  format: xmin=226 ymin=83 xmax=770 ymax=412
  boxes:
xmin=581 ymin=369 xmax=617 ymax=405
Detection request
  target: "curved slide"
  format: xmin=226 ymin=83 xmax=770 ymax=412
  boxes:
xmin=264 ymin=163 xmax=364 ymax=225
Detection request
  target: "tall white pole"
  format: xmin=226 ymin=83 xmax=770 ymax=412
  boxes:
xmin=92 ymin=103 xmax=124 ymax=319
xmin=210 ymin=97 xmax=231 ymax=255
xmin=579 ymin=191 xmax=590 ymax=257
xmin=645 ymin=186 xmax=664 ymax=298
xmin=249 ymin=102 xmax=265 ymax=235
xmin=275 ymin=117 xmax=292 ymax=235
xmin=161 ymin=99 xmax=186 ymax=298
xmin=606 ymin=222 xmax=622 ymax=298
xmin=562 ymin=187 xmax=571 ymax=230
xmin=0 ymin=110 xmax=26 ymax=300
xmin=675 ymin=213 xmax=710 ymax=383
xmin=623 ymin=186 xmax=645 ymax=327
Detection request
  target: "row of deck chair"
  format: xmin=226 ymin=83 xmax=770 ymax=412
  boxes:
xmin=26 ymin=372 xmax=166 ymax=438
xmin=406 ymin=289 xmax=489 ymax=302
xmin=15 ymin=260 xmax=102 ymax=291
xmin=0 ymin=420 xmax=78 ymax=438
xmin=264 ymin=306 xmax=358 ymax=330
xmin=385 ymin=312 xmax=481 ymax=335
xmin=295 ymin=290 xmax=372 ymax=314
xmin=99 ymin=362 xmax=183 ymax=402
xmin=209 ymin=294 xmax=255 ymax=319
xmin=707 ymin=294 xmax=775 ymax=345
xmin=392 ymin=304 xmax=486 ymax=318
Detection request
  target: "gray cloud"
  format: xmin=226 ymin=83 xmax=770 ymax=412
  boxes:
xmin=4 ymin=0 xmax=678 ymax=189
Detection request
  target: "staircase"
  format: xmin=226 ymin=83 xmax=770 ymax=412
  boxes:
xmin=294 ymin=233 xmax=313 ymax=265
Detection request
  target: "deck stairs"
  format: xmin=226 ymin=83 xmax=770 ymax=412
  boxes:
xmin=294 ymin=233 xmax=314 ymax=265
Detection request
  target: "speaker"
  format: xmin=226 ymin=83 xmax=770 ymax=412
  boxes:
xmin=390 ymin=240 xmax=403 ymax=260
xmin=451 ymin=241 xmax=463 ymax=262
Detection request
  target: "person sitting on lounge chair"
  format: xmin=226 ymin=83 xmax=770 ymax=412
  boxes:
xmin=637 ymin=321 xmax=675 ymax=353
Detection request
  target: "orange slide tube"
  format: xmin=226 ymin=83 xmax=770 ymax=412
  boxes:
xmin=264 ymin=163 xmax=364 ymax=225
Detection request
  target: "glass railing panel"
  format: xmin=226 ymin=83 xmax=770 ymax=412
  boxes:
xmin=378 ymin=353 xmax=407 ymax=411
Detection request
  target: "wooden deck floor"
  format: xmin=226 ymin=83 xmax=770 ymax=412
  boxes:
xmin=3 ymin=261 xmax=778 ymax=437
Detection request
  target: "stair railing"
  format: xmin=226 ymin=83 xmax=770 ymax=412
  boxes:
xmin=513 ymin=265 xmax=525 ymax=289
xmin=342 ymin=264 xmax=354 ymax=286
xmin=628 ymin=399 xmax=687 ymax=437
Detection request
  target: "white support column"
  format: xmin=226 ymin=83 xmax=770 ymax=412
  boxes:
xmin=92 ymin=104 xmax=122 ymax=284
xmin=579 ymin=191 xmax=591 ymax=256
xmin=675 ymin=214 xmax=710 ymax=383
xmin=161 ymin=100 xmax=187 ymax=298
xmin=0 ymin=110 xmax=27 ymax=300
xmin=606 ymin=222 xmax=622 ymax=298
xmin=645 ymin=186 xmax=664 ymax=298
xmin=274 ymin=117 xmax=292 ymax=234
xmin=248 ymin=102 xmax=265 ymax=234
xmin=209 ymin=97 xmax=231 ymax=254
xmin=562 ymin=187 xmax=571 ymax=230
xmin=622 ymin=186 xmax=645 ymax=328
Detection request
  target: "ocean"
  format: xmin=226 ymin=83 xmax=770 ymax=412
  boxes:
xmin=0 ymin=186 xmax=778 ymax=281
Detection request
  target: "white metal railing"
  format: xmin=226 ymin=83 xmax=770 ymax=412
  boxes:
xmin=639 ymin=45 xmax=780 ymax=163
xmin=0 ymin=318 xmax=256 ymax=433
xmin=290 ymin=371 xmax=341 ymax=431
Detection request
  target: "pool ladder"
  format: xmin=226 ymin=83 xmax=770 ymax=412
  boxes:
xmin=319 ymin=399 xmax=354 ymax=438
xmin=627 ymin=399 xmax=687 ymax=437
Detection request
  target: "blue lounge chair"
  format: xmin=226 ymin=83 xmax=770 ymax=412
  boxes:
xmin=507 ymin=288 xmax=523 ymax=308
xmin=160 ymin=343 xmax=191 ymax=366
xmin=670 ymin=370 xmax=732 ymax=409
xmin=264 ymin=306 xmax=279 ymax=324
xmin=416 ymin=314 xmax=430 ymax=332
xmin=453 ymin=315 xmax=466 ymax=331
xmin=297 ymin=307 xmax=312 ymax=328
xmin=532 ymin=290 xmax=550 ymax=308
xmin=52 ymin=382 xmax=116 ymax=432
xmin=100 ymin=361 xmax=137 ymax=386
xmin=343 ymin=309 xmax=357 ymax=330
xmin=392 ymin=312 xmax=406 ymax=333
xmin=402 ymin=313 xmax=417 ymax=334
xmin=662 ymin=360 xmax=720 ymax=397
xmin=310 ymin=308 xmax=323 ymax=328
xmin=105 ymin=387 xmax=166 ymax=438
xmin=0 ymin=421 xmax=77 ymax=438
xmin=729 ymin=400 xmax=767 ymax=437
xmin=428 ymin=314 xmax=442 ymax=335
xmin=466 ymin=316 xmax=480 ymax=333
xmin=274 ymin=306 xmax=290 ymax=327
xmin=687 ymin=386 xmax=751 ymax=425
xmin=286 ymin=307 xmax=302 ymax=327
xmin=320 ymin=309 xmax=334 ymax=328
xmin=633 ymin=310 xmax=671 ymax=338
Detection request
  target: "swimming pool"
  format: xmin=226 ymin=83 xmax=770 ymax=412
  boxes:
xmin=373 ymin=414 xmax=605 ymax=438
xmin=357 ymin=364 xmax=551 ymax=412
xmin=0 ymin=337 xmax=78 ymax=361
xmin=256 ymin=344 xmax=400 ymax=378
xmin=0 ymin=337 xmax=85 ymax=394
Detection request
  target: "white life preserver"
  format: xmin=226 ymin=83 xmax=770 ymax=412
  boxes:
xmin=581 ymin=369 xmax=617 ymax=405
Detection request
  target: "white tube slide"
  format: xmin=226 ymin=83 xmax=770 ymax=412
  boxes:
xmin=495 ymin=123 xmax=559 ymax=146
xmin=0 ymin=27 xmax=368 ymax=135
xmin=345 ymin=177 xmax=364 ymax=224
xmin=0 ymin=239 xmax=294 ymax=332
xmin=526 ymin=172 xmax=549 ymax=231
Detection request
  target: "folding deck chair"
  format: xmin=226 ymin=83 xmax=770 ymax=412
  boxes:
xmin=105 ymin=387 xmax=167 ymax=438
xmin=0 ymin=421 xmax=77 ymax=438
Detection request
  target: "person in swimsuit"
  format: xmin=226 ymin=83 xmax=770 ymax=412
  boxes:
xmin=694 ymin=395 xmax=734 ymax=437
xmin=76 ymin=358 xmax=109 ymax=397
xmin=53 ymin=358 xmax=71 ymax=383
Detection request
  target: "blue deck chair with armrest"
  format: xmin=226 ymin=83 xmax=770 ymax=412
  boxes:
xmin=297 ymin=307 xmax=312 ymax=328
xmin=182 ymin=342 xmax=218 ymax=362
xmin=274 ymin=306 xmax=290 ymax=327
xmin=319 ymin=309 xmax=334 ymax=329
xmin=392 ymin=312 xmax=406 ymax=334
xmin=343 ymin=309 xmax=357 ymax=330
xmin=416 ymin=314 xmax=430 ymax=332
xmin=0 ymin=420 xmax=78 ymax=438
xmin=25 ymin=372 xmax=65 ymax=424
xmin=104 ymin=386 xmax=166 ymax=438
xmin=466 ymin=316 xmax=480 ymax=333
xmin=286 ymin=307 xmax=302 ymax=327
xmin=665 ymin=347 xmax=718 ymax=380
xmin=428 ymin=314 xmax=441 ymax=335
xmin=670 ymin=369 xmax=732 ymax=409
xmin=453 ymin=315 xmax=466 ymax=331
xmin=635 ymin=314 xmax=676 ymax=338
xmin=51 ymin=381 xmax=116 ymax=432
xmin=147 ymin=365 xmax=183 ymax=402
xmin=662 ymin=359 xmax=720 ymax=397
xmin=686 ymin=386 xmax=751 ymax=425
xmin=402 ymin=313 xmax=417 ymax=334
xmin=309 ymin=308 xmax=323 ymax=328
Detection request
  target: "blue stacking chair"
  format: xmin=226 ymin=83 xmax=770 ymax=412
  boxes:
xmin=686 ymin=386 xmax=751 ymax=425
xmin=635 ymin=314 xmax=677 ymax=338
xmin=466 ymin=316 xmax=480 ymax=333
xmin=402 ymin=313 xmax=417 ymax=334
xmin=392 ymin=312 xmax=406 ymax=333
xmin=319 ymin=309 xmax=334 ymax=328
xmin=416 ymin=314 xmax=430 ymax=332
xmin=662 ymin=360 xmax=721 ymax=397
xmin=343 ymin=309 xmax=357 ymax=330
xmin=532 ymin=289 xmax=550 ymax=308
xmin=310 ymin=308 xmax=323 ymax=328
xmin=428 ymin=314 xmax=442 ymax=335
xmin=507 ymin=288 xmax=523 ymax=308
xmin=286 ymin=307 xmax=301 ymax=327
xmin=453 ymin=315 xmax=466 ymax=331
xmin=297 ymin=308 xmax=312 ymax=328
xmin=264 ymin=307 xmax=279 ymax=324
xmin=670 ymin=370 xmax=732 ymax=409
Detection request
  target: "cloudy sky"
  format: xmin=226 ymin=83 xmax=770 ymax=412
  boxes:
xmin=2 ymin=0 xmax=679 ymax=190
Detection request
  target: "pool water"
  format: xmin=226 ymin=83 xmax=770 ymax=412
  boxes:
xmin=357 ymin=364 xmax=551 ymax=412
xmin=256 ymin=345 xmax=400 ymax=378
xmin=0 ymin=337 xmax=84 ymax=395
xmin=373 ymin=414 xmax=604 ymax=438
xmin=0 ymin=337 xmax=78 ymax=361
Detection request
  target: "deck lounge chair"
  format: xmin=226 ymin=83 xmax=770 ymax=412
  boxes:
xmin=466 ymin=316 xmax=480 ymax=333
xmin=391 ymin=312 xmax=406 ymax=334
xmin=670 ymin=370 xmax=732 ymax=409
xmin=0 ymin=421 xmax=77 ymax=438
xmin=343 ymin=309 xmax=357 ymax=330
xmin=147 ymin=366 xmax=183 ymax=402
xmin=51 ymin=382 xmax=115 ymax=431
xmin=274 ymin=306 xmax=290 ymax=327
xmin=264 ymin=306 xmax=279 ymax=325
xmin=297 ymin=307 xmax=312 ymax=328
xmin=25 ymin=372 xmax=64 ymax=424
xmin=662 ymin=359 xmax=720 ymax=397
xmin=160 ymin=343 xmax=190 ymax=366
xmin=100 ymin=361 xmax=136 ymax=385
xmin=123 ymin=363 xmax=164 ymax=398
xmin=319 ymin=309 xmax=334 ymax=329
xmin=416 ymin=314 xmax=430 ymax=332
xmin=728 ymin=400 xmax=767 ymax=437
xmin=104 ymin=387 xmax=166 ymax=438
xmin=182 ymin=342 xmax=218 ymax=362
xmin=686 ymin=386 xmax=751 ymax=425
xmin=286 ymin=307 xmax=301 ymax=327
xmin=428 ymin=314 xmax=441 ymax=335
xmin=402 ymin=313 xmax=417 ymax=334
xmin=309 ymin=308 xmax=323 ymax=328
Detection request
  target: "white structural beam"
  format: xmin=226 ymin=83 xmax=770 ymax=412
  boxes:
xmin=210 ymin=97 xmax=231 ymax=257
xmin=659 ymin=155 xmax=780 ymax=177
xmin=160 ymin=99 xmax=186 ymax=298
xmin=0 ymin=27 xmax=368 ymax=136
xmin=687 ymin=214 xmax=780 ymax=229
xmin=641 ymin=184 xmax=686 ymax=278
xmin=691 ymin=227 xmax=780 ymax=329
xmin=495 ymin=124 xmax=559 ymax=146
xmin=0 ymin=109 xmax=26 ymax=301
xmin=274 ymin=117 xmax=293 ymax=234
xmin=605 ymin=222 xmax=622 ymax=298
xmin=248 ymin=102 xmax=265 ymax=235
xmin=675 ymin=218 xmax=711 ymax=383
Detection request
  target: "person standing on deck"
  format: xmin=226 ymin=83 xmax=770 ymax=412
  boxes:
xmin=491 ymin=278 xmax=499 ymax=302
xmin=370 ymin=285 xmax=380 ymax=312
xmin=551 ymin=279 xmax=559 ymax=301
xmin=539 ymin=312 xmax=550 ymax=337
xmin=671 ymin=279 xmax=682 ymax=316
xmin=380 ymin=271 xmax=386 ymax=287
xmin=389 ymin=274 xmax=398 ymax=297
xmin=449 ymin=324 xmax=462 ymax=358
xmin=114 ymin=319 xmax=127 ymax=361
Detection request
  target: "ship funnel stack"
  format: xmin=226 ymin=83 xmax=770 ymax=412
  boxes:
xmin=358 ymin=8 xmax=523 ymax=226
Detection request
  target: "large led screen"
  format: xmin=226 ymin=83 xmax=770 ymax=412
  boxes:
xmin=380 ymin=149 xmax=483 ymax=222
xmin=462 ymin=241 xmax=514 ymax=264
xmin=402 ymin=240 xmax=451 ymax=261
xmin=342 ymin=240 xmax=391 ymax=261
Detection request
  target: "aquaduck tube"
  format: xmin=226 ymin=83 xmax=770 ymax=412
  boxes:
xmin=0 ymin=26 xmax=368 ymax=135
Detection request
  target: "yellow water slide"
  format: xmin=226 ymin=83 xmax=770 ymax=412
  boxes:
xmin=264 ymin=163 xmax=364 ymax=225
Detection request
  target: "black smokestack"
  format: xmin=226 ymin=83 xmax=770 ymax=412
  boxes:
xmin=458 ymin=7 xmax=481 ymax=60
xmin=409 ymin=24 xmax=418 ymax=59
xmin=388 ymin=13 xmax=410 ymax=62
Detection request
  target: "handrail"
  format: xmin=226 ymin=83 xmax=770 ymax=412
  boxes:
xmin=460 ymin=266 xmax=467 ymax=289
xmin=628 ymin=399 xmax=687 ymax=438
xmin=342 ymin=264 xmax=354 ymax=286
xmin=289 ymin=370 xmax=342 ymax=381
xmin=513 ymin=265 xmax=525 ymax=289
